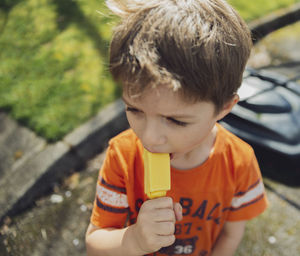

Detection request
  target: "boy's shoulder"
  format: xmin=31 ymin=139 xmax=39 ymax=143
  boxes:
xmin=215 ymin=124 xmax=260 ymax=180
xmin=110 ymin=128 xmax=138 ymax=142
xmin=216 ymin=123 xmax=255 ymax=159
xmin=108 ymin=128 xmax=141 ymax=152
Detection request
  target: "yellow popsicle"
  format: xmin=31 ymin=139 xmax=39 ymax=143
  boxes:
xmin=143 ymin=148 xmax=171 ymax=199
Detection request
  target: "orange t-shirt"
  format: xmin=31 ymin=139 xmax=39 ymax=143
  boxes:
xmin=90 ymin=124 xmax=268 ymax=255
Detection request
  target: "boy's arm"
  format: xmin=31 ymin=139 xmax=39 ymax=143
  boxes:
xmin=85 ymin=197 xmax=182 ymax=256
xmin=85 ymin=223 xmax=145 ymax=256
xmin=210 ymin=220 xmax=246 ymax=256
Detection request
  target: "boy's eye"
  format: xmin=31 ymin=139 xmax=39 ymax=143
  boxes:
xmin=167 ymin=117 xmax=188 ymax=127
xmin=126 ymin=106 xmax=188 ymax=126
xmin=126 ymin=107 xmax=140 ymax=113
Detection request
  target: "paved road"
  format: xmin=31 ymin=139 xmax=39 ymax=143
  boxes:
xmin=0 ymin=149 xmax=300 ymax=256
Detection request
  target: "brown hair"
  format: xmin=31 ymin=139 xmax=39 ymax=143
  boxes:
xmin=107 ymin=0 xmax=252 ymax=112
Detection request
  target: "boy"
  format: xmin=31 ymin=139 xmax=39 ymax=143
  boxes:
xmin=86 ymin=0 xmax=268 ymax=255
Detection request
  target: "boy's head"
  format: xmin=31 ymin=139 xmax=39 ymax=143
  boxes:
xmin=107 ymin=0 xmax=252 ymax=113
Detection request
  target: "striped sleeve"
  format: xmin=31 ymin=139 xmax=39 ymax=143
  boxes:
xmin=90 ymin=143 xmax=130 ymax=228
xmin=230 ymin=178 xmax=265 ymax=211
xmin=226 ymin=154 xmax=268 ymax=221
xmin=96 ymin=176 xmax=129 ymax=213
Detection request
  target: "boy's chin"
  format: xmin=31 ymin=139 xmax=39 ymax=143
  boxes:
xmin=170 ymin=152 xmax=184 ymax=161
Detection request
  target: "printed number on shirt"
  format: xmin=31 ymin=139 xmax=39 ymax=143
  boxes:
xmin=174 ymin=245 xmax=194 ymax=254
xmin=175 ymin=222 xmax=193 ymax=235
xmin=159 ymin=236 xmax=198 ymax=255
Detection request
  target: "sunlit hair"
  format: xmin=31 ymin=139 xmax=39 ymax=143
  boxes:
xmin=107 ymin=0 xmax=252 ymax=112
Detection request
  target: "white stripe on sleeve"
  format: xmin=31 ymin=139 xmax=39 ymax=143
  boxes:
xmin=231 ymin=181 xmax=264 ymax=209
xmin=97 ymin=184 xmax=129 ymax=208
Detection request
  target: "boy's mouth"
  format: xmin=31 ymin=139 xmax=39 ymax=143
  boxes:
xmin=144 ymin=147 xmax=173 ymax=160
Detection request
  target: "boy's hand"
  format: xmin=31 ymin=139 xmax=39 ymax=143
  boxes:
xmin=132 ymin=197 xmax=182 ymax=254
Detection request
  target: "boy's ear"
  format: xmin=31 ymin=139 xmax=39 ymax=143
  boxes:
xmin=216 ymin=94 xmax=239 ymax=120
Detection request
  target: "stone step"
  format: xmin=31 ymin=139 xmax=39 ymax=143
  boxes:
xmin=0 ymin=99 xmax=128 ymax=223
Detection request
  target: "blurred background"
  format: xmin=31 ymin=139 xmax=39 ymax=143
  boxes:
xmin=0 ymin=0 xmax=300 ymax=255
xmin=0 ymin=0 xmax=120 ymax=142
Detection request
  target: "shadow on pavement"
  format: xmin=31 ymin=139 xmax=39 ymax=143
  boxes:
xmin=264 ymin=182 xmax=300 ymax=211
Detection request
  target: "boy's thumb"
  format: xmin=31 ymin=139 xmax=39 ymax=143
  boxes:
xmin=173 ymin=202 xmax=183 ymax=222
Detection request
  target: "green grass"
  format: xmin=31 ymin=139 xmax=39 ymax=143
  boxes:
xmin=229 ymin=0 xmax=300 ymax=21
xmin=0 ymin=0 xmax=119 ymax=141
xmin=0 ymin=0 xmax=299 ymax=141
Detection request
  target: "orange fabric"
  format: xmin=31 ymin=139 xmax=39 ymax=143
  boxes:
xmin=90 ymin=123 xmax=268 ymax=255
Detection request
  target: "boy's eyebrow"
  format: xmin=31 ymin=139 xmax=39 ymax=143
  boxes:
xmin=122 ymin=96 xmax=196 ymax=119
xmin=164 ymin=113 xmax=196 ymax=119
xmin=122 ymin=96 xmax=135 ymax=107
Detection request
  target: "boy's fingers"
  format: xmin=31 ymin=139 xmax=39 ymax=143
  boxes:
xmin=144 ymin=197 xmax=173 ymax=210
xmin=154 ymin=208 xmax=176 ymax=222
xmin=154 ymin=197 xmax=174 ymax=209
xmin=143 ymin=199 xmax=182 ymax=221
xmin=173 ymin=202 xmax=183 ymax=221
xmin=158 ymin=234 xmax=176 ymax=247
xmin=155 ymin=222 xmax=175 ymax=236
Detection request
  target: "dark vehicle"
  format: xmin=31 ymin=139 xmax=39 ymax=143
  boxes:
xmin=220 ymin=68 xmax=300 ymax=185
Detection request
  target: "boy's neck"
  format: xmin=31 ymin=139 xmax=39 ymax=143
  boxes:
xmin=171 ymin=125 xmax=218 ymax=170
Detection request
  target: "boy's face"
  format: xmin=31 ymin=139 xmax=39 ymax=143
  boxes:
xmin=123 ymin=86 xmax=234 ymax=166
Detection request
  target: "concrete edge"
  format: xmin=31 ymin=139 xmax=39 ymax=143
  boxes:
xmin=249 ymin=2 xmax=300 ymax=43
xmin=1 ymin=99 xmax=128 ymax=223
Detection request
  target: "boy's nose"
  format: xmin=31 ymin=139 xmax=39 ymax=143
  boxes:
xmin=142 ymin=122 xmax=167 ymax=150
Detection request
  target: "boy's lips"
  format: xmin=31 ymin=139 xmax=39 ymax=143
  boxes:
xmin=144 ymin=147 xmax=174 ymax=160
